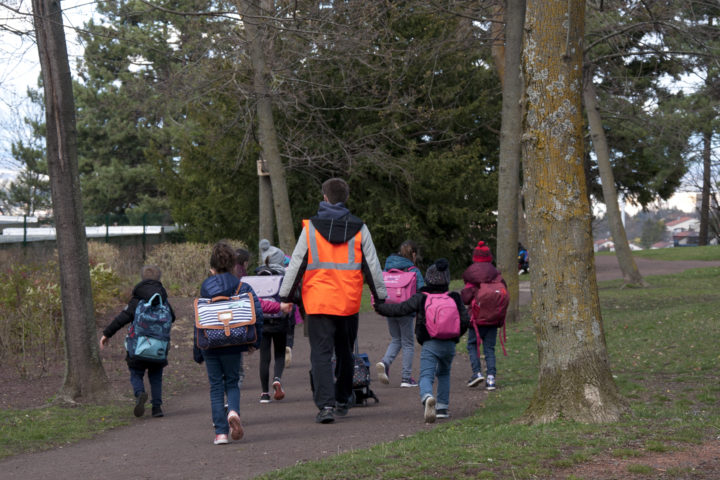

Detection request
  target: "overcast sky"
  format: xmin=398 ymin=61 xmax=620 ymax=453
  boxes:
xmin=0 ymin=0 xmax=94 ymax=175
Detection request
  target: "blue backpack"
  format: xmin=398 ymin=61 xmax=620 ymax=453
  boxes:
xmin=125 ymin=293 xmax=173 ymax=363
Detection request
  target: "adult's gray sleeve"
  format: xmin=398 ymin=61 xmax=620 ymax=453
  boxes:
xmin=279 ymin=227 xmax=308 ymax=299
xmin=361 ymin=224 xmax=387 ymax=300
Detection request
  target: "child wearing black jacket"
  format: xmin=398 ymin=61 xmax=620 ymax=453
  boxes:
xmin=374 ymin=258 xmax=468 ymax=423
xmin=100 ymin=265 xmax=176 ymax=418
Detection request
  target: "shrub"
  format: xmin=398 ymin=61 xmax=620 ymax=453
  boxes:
xmin=0 ymin=257 xmax=123 ymax=377
xmin=145 ymin=240 xmax=247 ymax=296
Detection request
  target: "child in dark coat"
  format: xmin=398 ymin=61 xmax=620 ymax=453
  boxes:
xmin=374 ymin=258 xmax=468 ymax=423
xmin=100 ymin=265 xmax=176 ymax=418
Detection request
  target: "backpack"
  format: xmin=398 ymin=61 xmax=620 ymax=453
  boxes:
xmin=423 ymin=292 xmax=461 ymax=340
xmin=125 ymin=293 xmax=173 ymax=363
xmin=470 ymin=281 xmax=509 ymax=356
xmin=241 ymin=274 xmax=289 ymax=333
xmin=194 ymin=283 xmax=259 ymax=350
xmin=379 ymin=268 xmax=417 ymax=304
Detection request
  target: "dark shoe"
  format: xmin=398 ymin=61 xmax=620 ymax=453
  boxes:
xmin=467 ymin=373 xmax=485 ymax=388
xmin=316 ymin=406 xmax=335 ymax=424
xmin=400 ymin=377 xmax=418 ymax=387
xmin=273 ymin=378 xmax=285 ymax=401
xmin=151 ymin=406 xmax=164 ymax=418
xmin=436 ymin=408 xmax=450 ymax=419
xmin=259 ymin=393 xmax=271 ymax=403
xmin=134 ymin=392 xmax=148 ymax=417
xmin=334 ymin=402 xmax=350 ymax=417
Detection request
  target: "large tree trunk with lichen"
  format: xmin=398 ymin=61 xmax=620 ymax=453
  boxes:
xmin=520 ymin=0 xmax=628 ymax=424
xmin=238 ymin=0 xmax=296 ymax=253
xmin=583 ymin=71 xmax=647 ymax=287
xmin=32 ymin=0 xmax=109 ymax=402
xmin=495 ymin=0 xmax=526 ymax=325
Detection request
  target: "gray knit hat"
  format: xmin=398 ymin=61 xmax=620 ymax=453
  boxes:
xmin=425 ymin=258 xmax=451 ymax=286
xmin=259 ymin=239 xmax=285 ymax=266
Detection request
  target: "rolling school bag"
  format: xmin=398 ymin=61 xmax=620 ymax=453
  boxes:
xmin=194 ymin=283 xmax=259 ymax=350
xmin=125 ymin=293 xmax=173 ymax=363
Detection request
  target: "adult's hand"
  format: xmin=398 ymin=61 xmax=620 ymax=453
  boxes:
xmin=280 ymin=302 xmax=294 ymax=314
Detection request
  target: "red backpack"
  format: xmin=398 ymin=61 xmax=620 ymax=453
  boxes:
xmin=423 ymin=292 xmax=461 ymax=340
xmin=470 ymin=281 xmax=509 ymax=356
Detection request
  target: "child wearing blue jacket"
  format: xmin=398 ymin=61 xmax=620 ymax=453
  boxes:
xmin=194 ymin=242 xmax=263 ymax=445
xmin=374 ymin=259 xmax=468 ymax=423
xmin=376 ymin=240 xmax=425 ymax=387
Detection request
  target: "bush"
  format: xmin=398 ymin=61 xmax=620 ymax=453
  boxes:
xmin=0 ymin=256 xmax=123 ymax=377
xmin=145 ymin=240 xmax=248 ymax=296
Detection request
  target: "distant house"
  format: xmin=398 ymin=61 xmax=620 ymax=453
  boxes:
xmin=664 ymin=215 xmax=701 ymax=247
xmin=594 ymin=238 xmax=615 ymax=252
xmin=665 ymin=216 xmax=699 ymax=233
xmin=672 ymin=230 xmax=700 ymax=247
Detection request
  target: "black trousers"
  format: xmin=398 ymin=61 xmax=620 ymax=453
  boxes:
xmin=259 ymin=329 xmax=287 ymax=392
xmin=307 ymin=313 xmax=359 ymax=409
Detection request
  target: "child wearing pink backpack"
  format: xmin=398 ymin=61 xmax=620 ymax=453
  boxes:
xmin=374 ymin=258 xmax=468 ymax=423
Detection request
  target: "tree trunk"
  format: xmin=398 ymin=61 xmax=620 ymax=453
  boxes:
xmin=583 ymin=71 xmax=647 ymax=287
xmin=699 ymin=129 xmax=711 ymax=246
xmin=520 ymin=0 xmax=628 ymax=424
xmin=238 ymin=0 xmax=296 ymax=253
xmin=32 ymin=0 xmax=109 ymax=402
xmin=490 ymin=2 xmax=506 ymax=87
xmin=495 ymin=0 xmax=526 ymax=325
xmin=258 ymin=159 xmax=275 ymax=261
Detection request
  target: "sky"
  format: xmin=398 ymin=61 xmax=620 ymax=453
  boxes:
xmin=0 ymin=0 xmax=94 ymax=176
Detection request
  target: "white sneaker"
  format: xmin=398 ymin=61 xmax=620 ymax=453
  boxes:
xmin=423 ymin=396 xmax=436 ymax=423
xmin=285 ymin=346 xmax=292 ymax=368
xmin=486 ymin=375 xmax=496 ymax=391
xmin=376 ymin=362 xmax=389 ymax=384
xmin=213 ymin=434 xmax=229 ymax=445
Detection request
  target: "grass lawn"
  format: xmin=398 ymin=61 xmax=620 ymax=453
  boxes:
xmin=3 ymin=246 xmax=719 ymax=478
xmin=260 ymin=247 xmax=720 ymax=479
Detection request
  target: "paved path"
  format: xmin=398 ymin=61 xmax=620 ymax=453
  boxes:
xmin=2 ymin=255 xmax=718 ymax=479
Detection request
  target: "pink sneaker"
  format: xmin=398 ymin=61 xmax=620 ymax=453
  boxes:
xmin=227 ymin=411 xmax=244 ymax=441
xmin=272 ymin=378 xmax=285 ymax=401
xmin=213 ymin=434 xmax=229 ymax=445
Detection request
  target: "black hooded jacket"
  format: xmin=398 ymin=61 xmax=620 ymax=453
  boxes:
xmin=103 ymin=279 xmax=176 ymax=369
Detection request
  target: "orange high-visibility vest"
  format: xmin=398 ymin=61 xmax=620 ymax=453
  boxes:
xmin=301 ymin=219 xmax=363 ymax=315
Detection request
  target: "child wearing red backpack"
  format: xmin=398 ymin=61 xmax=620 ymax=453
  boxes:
xmin=461 ymin=241 xmax=507 ymax=391
xmin=374 ymin=258 xmax=468 ymax=423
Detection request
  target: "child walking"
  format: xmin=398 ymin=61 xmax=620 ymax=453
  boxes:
xmin=374 ymin=258 xmax=468 ymax=423
xmin=376 ymin=240 xmax=425 ymax=387
xmin=461 ymin=241 xmax=507 ymax=391
xmin=100 ymin=265 xmax=176 ymax=418
xmin=193 ymin=242 xmax=263 ymax=445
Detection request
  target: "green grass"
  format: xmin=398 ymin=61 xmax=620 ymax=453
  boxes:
xmin=0 ymin=404 xmax=132 ymax=459
xmin=259 ymin=264 xmax=720 ymax=479
xmin=616 ymin=244 xmax=720 ymax=261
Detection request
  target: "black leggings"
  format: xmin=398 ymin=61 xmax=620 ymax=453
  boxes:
xmin=259 ymin=329 xmax=287 ymax=392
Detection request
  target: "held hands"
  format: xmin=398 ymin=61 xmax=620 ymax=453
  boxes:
xmin=280 ymin=302 xmax=294 ymax=314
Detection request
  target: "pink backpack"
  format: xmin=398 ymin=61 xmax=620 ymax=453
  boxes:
xmin=423 ymin=292 xmax=461 ymax=339
xmin=382 ymin=268 xmax=417 ymax=304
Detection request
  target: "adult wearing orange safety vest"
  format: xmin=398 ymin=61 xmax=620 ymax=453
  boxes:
xmin=280 ymin=178 xmax=387 ymax=424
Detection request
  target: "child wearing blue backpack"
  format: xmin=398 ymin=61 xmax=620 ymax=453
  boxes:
xmin=374 ymin=258 xmax=468 ymax=423
xmin=100 ymin=265 xmax=176 ymax=418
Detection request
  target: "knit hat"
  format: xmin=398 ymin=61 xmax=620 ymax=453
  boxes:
xmin=425 ymin=258 xmax=451 ymax=286
xmin=259 ymin=239 xmax=285 ymax=266
xmin=473 ymin=241 xmax=493 ymax=263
